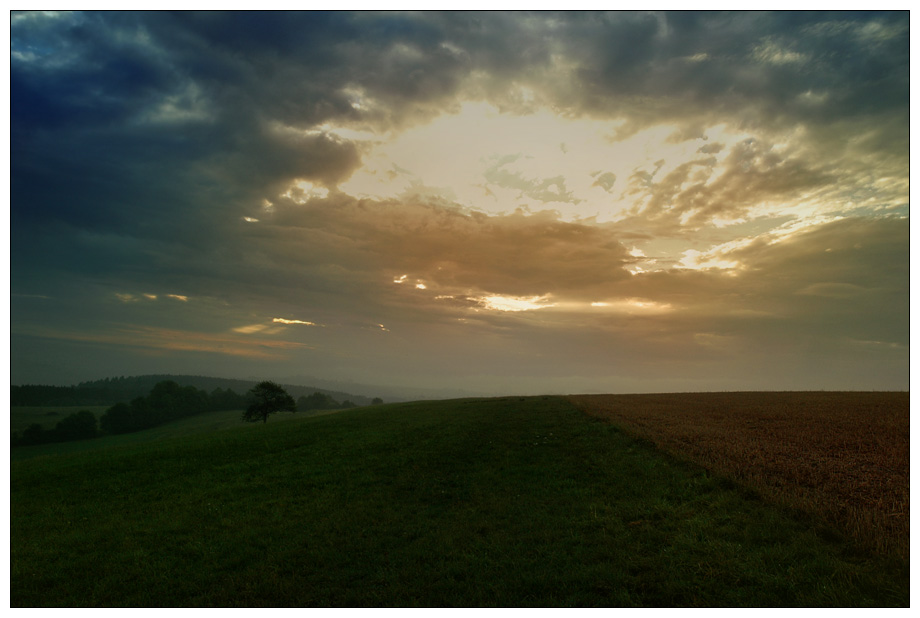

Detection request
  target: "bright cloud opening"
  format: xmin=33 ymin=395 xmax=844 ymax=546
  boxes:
xmin=333 ymin=102 xmax=755 ymax=223
xmin=283 ymin=180 xmax=331 ymax=203
xmin=678 ymin=249 xmax=740 ymax=271
xmin=476 ymin=294 xmax=555 ymax=312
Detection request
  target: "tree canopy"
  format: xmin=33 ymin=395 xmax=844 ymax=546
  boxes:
xmin=242 ymin=381 xmax=296 ymax=424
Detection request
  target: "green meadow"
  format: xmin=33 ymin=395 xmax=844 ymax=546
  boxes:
xmin=10 ymin=396 xmax=908 ymax=607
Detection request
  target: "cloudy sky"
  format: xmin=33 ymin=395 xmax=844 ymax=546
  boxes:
xmin=10 ymin=11 xmax=910 ymax=395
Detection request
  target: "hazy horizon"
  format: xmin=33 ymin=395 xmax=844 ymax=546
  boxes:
xmin=11 ymin=11 xmax=909 ymax=395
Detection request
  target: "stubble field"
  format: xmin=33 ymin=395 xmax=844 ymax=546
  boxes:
xmin=568 ymin=392 xmax=909 ymax=560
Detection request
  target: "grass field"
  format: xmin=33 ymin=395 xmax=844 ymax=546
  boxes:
xmin=10 ymin=396 xmax=908 ymax=606
xmin=568 ymin=392 xmax=909 ymax=561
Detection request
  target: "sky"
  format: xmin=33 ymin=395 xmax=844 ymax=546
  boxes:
xmin=9 ymin=10 xmax=910 ymax=395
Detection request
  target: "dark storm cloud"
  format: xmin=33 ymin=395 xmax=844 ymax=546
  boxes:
xmin=556 ymin=12 xmax=908 ymax=134
xmin=11 ymin=11 xmax=476 ymax=281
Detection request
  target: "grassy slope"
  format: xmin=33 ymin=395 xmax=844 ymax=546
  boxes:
xmin=11 ymin=397 xmax=908 ymax=607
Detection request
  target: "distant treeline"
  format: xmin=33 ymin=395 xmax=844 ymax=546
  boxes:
xmin=11 ymin=380 xmax=372 ymax=447
xmin=12 ymin=409 xmax=100 ymax=447
xmin=11 ymin=374 xmax=374 ymax=407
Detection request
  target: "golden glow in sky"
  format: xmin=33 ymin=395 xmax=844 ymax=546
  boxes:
xmin=337 ymin=103 xmax=757 ymax=224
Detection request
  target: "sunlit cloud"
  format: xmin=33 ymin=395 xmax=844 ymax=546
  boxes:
xmin=167 ymin=294 xmax=189 ymax=302
xmin=285 ymin=180 xmax=330 ymax=202
xmin=273 ymin=317 xmax=317 ymax=326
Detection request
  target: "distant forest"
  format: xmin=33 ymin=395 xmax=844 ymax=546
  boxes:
xmin=12 ymin=377 xmax=383 ymax=447
xmin=11 ymin=374 xmax=375 ymax=407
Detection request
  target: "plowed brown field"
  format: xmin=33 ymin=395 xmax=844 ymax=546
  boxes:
xmin=568 ymin=392 xmax=908 ymax=560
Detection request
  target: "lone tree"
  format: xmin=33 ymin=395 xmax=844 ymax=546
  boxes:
xmin=242 ymin=381 xmax=296 ymax=424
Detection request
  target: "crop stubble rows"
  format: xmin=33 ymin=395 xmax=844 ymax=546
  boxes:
xmin=567 ymin=392 xmax=908 ymax=560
